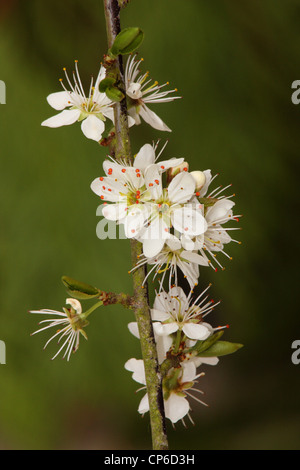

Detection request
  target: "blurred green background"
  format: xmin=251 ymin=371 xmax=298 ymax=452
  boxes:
xmin=0 ymin=0 xmax=299 ymax=450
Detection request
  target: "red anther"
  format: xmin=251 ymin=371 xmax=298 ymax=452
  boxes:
xmin=155 ymin=179 xmax=159 ymax=185
xmin=131 ymin=229 xmax=136 ymax=233
xmin=215 ymin=268 xmax=218 ymax=272
xmin=136 ymin=174 xmax=141 ymax=178
xmin=102 ymin=186 xmax=106 ymax=190
xmin=195 ymin=192 xmax=200 ymax=197
xmin=100 ymin=195 xmax=104 ymax=200
xmin=234 ymin=217 xmax=240 ymax=222
xmin=136 ymin=191 xmax=140 ymax=195
xmin=184 ymin=227 xmax=188 ymax=231
xmin=135 ymin=169 xmax=140 ymax=173
xmin=183 ymin=167 xmax=188 ymax=171
xmin=122 ymin=169 xmax=126 ymax=173
xmin=108 ymin=168 xmax=113 ymax=175
xmin=149 ymin=183 xmax=153 ymax=187
xmin=108 ymin=188 xmax=112 ymax=192
xmin=161 ymin=165 xmax=165 ymax=169
xmin=99 ymin=177 xmax=104 ymax=181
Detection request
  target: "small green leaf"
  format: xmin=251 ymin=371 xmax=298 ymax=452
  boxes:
xmin=110 ymin=27 xmax=144 ymax=56
xmin=62 ymin=276 xmax=100 ymax=300
xmin=105 ymin=86 xmax=125 ymax=102
xmin=197 ymin=341 xmax=244 ymax=357
xmin=99 ymin=77 xmax=116 ymax=93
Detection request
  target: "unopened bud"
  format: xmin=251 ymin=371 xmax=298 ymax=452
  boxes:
xmin=190 ymin=171 xmax=206 ymax=190
xmin=109 ymin=27 xmax=144 ymax=57
xmin=62 ymin=276 xmax=100 ymax=300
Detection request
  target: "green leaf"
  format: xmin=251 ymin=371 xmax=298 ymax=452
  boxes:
xmin=197 ymin=341 xmax=244 ymax=357
xmin=105 ymin=86 xmax=125 ymax=102
xmin=110 ymin=27 xmax=144 ymax=56
xmin=61 ymin=276 xmax=100 ymax=300
xmin=99 ymin=77 xmax=116 ymax=93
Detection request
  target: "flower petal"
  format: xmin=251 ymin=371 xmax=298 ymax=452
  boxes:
xmin=124 ymin=358 xmax=146 ymax=385
xmin=153 ymin=321 xmax=179 ymax=336
xmin=81 ymin=115 xmax=105 ymax=141
xmin=139 ymin=105 xmax=171 ymax=132
xmin=47 ymin=91 xmax=72 ymax=110
xmin=138 ymin=393 xmax=149 ymax=414
xmin=182 ymin=322 xmax=211 ymax=340
xmin=134 ymin=143 xmax=156 ymax=172
xmin=171 ymin=207 xmax=207 ymax=236
xmin=164 ymin=394 xmax=190 ymax=423
xmin=168 ymin=172 xmax=195 ymax=204
xmin=41 ymin=109 xmax=81 ymax=128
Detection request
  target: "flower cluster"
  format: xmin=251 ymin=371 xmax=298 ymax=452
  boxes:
xmin=33 ymin=48 xmax=242 ymax=428
xmin=125 ymin=286 xmax=223 ymax=424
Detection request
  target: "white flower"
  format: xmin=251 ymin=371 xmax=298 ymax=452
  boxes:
xmin=30 ymin=298 xmax=88 ymax=361
xmin=125 ymin=54 xmax=181 ymax=132
xmin=130 ymin=235 xmax=208 ymax=290
xmin=184 ymin=171 xmax=241 ymax=271
xmin=136 ymin=167 xmax=207 ymax=258
xmin=151 ymin=286 xmax=215 ymax=340
xmin=41 ymin=61 xmax=114 ymax=141
xmin=91 ymin=142 xmax=206 ymax=257
xmin=125 ymin=358 xmax=207 ymax=424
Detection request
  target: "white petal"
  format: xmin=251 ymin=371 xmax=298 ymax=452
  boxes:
xmin=102 ymin=203 xmax=128 ymax=221
xmin=134 ymin=144 xmax=156 ymax=172
xmin=181 ymin=234 xmax=195 ymax=251
xmin=153 ymin=322 xmax=179 ymax=336
xmin=123 ymin=208 xmax=146 ymax=238
xmin=168 ymin=172 xmax=195 ymax=204
xmin=41 ymin=109 xmax=81 ymax=128
xmin=151 ymin=309 xmax=170 ymax=322
xmin=194 ymin=356 xmax=219 ymax=366
xmin=206 ymin=199 xmax=235 ymax=224
xmin=138 ymin=393 xmax=149 ymax=414
xmin=127 ymin=322 xmax=140 ymax=339
xmin=142 ymin=237 xmax=165 ymax=258
xmin=66 ymin=298 xmax=82 ymax=314
xmin=124 ymin=358 xmax=146 ymax=385
xmin=139 ymin=105 xmax=171 ymax=132
xmin=182 ymin=323 xmax=211 ymax=340
xmin=181 ymin=250 xmax=209 ymax=266
xmin=81 ymin=115 xmax=105 ymax=141
xmin=47 ymin=91 xmax=72 ymax=110
xmin=144 ymin=164 xmax=163 ymax=200
xmin=199 ymin=170 xmax=212 ymax=197
xmin=181 ymin=361 xmax=197 ymax=382
xmin=164 ymin=394 xmax=190 ymax=423
xmin=172 ymin=207 xmax=207 ymax=236
xmin=158 ymin=158 xmax=184 ymax=171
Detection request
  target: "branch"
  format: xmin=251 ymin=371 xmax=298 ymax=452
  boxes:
xmin=102 ymin=0 xmax=168 ymax=450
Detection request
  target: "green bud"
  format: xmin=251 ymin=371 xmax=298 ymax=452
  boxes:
xmin=197 ymin=340 xmax=244 ymax=358
xmin=105 ymin=86 xmax=125 ymax=102
xmin=61 ymin=276 xmax=100 ymax=300
xmin=109 ymin=27 xmax=144 ymax=57
xmin=99 ymin=77 xmax=116 ymax=93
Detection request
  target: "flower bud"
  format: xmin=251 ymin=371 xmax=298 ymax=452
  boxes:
xmin=190 ymin=171 xmax=206 ymax=191
xmin=109 ymin=27 xmax=144 ymax=57
xmin=62 ymin=276 xmax=100 ymax=300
